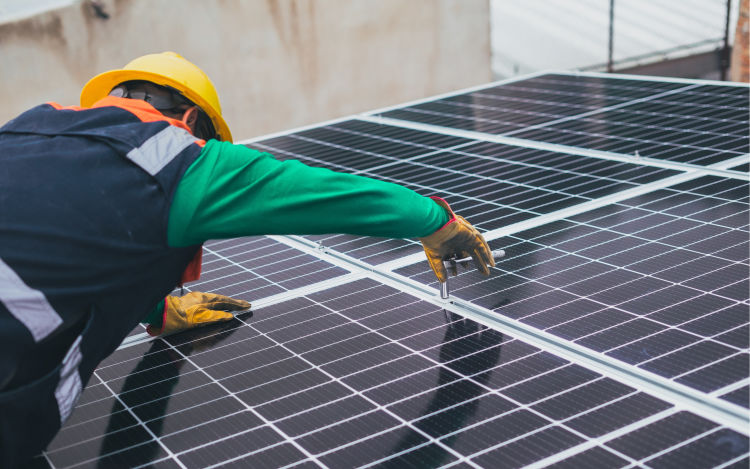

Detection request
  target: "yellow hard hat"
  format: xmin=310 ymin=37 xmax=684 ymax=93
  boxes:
xmin=80 ymin=51 xmax=232 ymax=142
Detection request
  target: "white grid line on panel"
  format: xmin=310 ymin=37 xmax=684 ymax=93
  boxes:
xmin=636 ymin=426 xmax=725 ymax=467
xmin=525 ymin=105 xmax=749 ymax=140
xmin=175 ymin=422 xmax=286 ymax=467
xmin=199 ymin=240 xmax=297 ymax=268
xmin=715 ymin=454 xmax=750 ymax=469
xmin=201 ymin=244 xmax=306 ymax=292
xmin=354 ymin=442 xmax=438 ymax=469
xmin=191 ymin=255 xmax=321 ymax=289
xmin=669 ymin=351 xmax=748 ymax=382
xmin=512 ymin=219 xmax=746 ymax=299
xmin=399 ymin=80 xmax=702 ymax=140
xmin=477 ymin=257 xmax=739 ymax=352
xmin=359 ymin=71 xmax=746 ymax=125
xmin=502 ymin=123 xmax=747 ymax=167
xmin=360 ymin=157 xmax=633 ymax=207
xmin=41 ymin=416 xmax=142 ymax=458
xmin=433 ymin=388 xmax=665 ymax=469
xmin=297 ymin=121 xmax=475 ymax=156
xmin=710 ymin=378 xmax=750 ymax=398
xmin=484 ymin=253 xmax=742 ymax=347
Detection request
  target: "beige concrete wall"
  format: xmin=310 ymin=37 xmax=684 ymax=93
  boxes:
xmin=0 ymin=0 xmax=491 ymax=139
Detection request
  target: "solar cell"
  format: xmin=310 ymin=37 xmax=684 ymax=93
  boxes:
xmin=26 ymin=71 xmax=750 ymax=468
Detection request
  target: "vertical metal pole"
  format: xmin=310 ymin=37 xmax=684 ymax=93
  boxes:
xmin=608 ymin=0 xmax=615 ymax=72
xmin=440 ymin=281 xmax=449 ymax=299
xmin=721 ymin=0 xmax=732 ymax=81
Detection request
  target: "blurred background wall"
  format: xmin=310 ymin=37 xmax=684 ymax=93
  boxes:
xmin=0 ymin=0 xmax=491 ymax=139
xmin=2 ymin=0 xmax=746 ymax=141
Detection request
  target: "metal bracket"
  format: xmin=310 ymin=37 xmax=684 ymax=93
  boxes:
xmin=440 ymin=249 xmax=506 ymax=299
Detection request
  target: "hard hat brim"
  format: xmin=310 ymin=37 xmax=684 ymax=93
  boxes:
xmin=80 ymin=69 xmax=233 ymax=142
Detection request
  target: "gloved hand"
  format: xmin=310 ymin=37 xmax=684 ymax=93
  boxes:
xmin=146 ymin=292 xmax=251 ymax=336
xmin=419 ymin=197 xmax=495 ymax=283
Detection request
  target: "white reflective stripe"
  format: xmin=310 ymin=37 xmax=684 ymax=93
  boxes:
xmin=0 ymin=257 xmax=62 ymax=342
xmin=126 ymin=125 xmax=196 ymax=176
xmin=55 ymin=334 xmax=83 ymax=424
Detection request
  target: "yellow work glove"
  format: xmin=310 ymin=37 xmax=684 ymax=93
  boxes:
xmin=146 ymin=292 xmax=251 ymax=336
xmin=419 ymin=197 xmax=495 ymax=283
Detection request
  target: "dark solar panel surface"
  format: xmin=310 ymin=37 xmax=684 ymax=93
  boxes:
xmin=193 ymin=237 xmax=349 ymax=299
xmin=381 ymin=74 xmax=687 ymax=134
xmin=28 ymin=72 xmax=749 ymax=468
xmin=379 ymin=74 xmax=750 ymax=168
xmin=396 ymin=175 xmax=750 ymax=405
xmin=31 ymin=278 xmax=748 ymax=469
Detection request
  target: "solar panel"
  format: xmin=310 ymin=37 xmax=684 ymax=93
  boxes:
xmin=33 ymin=277 xmax=749 ymax=468
xmin=376 ymin=73 xmax=750 ymax=169
xmin=28 ymin=71 xmax=749 ymax=468
xmin=394 ymin=175 xmax=749 ymax=405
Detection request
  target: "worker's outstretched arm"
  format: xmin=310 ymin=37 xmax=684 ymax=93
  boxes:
xmin=167 ymin=140 xmax=450 ymax=244
xmin=167 ymin=140 xmax=493 ymax=282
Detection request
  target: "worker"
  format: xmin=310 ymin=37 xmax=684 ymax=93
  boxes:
xmin=0 ymin=51 xmax=494 ymax=466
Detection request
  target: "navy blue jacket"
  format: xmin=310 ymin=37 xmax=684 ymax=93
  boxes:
xmin=0 ymin=98 xmax=204 ymax=466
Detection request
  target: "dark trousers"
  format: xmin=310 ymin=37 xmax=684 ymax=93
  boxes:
xmin=0 ymin=314 xmax=88 ymax=468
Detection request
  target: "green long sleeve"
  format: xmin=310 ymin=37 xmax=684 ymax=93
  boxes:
xmin=167 ymin=140 xmax=449 ymax=247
